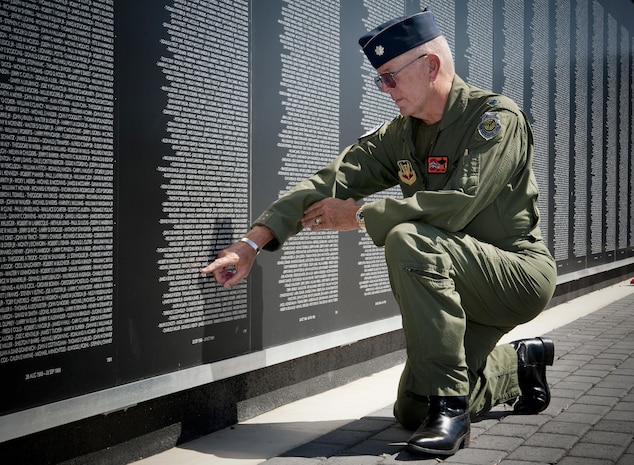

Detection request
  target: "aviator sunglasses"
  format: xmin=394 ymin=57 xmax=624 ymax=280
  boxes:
xmin=374 ymin=53 xmax=428 ymax=91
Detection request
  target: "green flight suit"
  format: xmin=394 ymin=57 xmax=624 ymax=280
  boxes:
xmin=253 ymin=75 xmax=557 ymax=429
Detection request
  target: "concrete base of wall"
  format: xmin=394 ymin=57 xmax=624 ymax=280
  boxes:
xmin=1 ymin=262 xmax=632 ymax=465
xmin=549 ymin=262 xmax=634 ymax=308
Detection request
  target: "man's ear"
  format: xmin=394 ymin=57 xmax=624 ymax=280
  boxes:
xmin=427 ymin=54 xmax=440 ymax=81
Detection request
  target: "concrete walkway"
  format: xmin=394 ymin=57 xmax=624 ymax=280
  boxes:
xmin=134 ymin=279 xmax=634 ymax=465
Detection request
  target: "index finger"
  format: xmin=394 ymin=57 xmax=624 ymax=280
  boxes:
xmin=200 ymin=255 xmax=236 ymax=274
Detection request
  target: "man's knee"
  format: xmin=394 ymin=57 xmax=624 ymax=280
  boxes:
xmin=384 ymin=222 xmax=454 ymax=277
xmin=385 ymin=222 xmax=415 ymax=253
xmin=384 ymin=222 xmax=442 ymax=258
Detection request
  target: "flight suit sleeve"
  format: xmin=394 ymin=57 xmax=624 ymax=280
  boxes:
xmin=363 ymin=109 xmax=528 ymax=247
xmin=252 ymin=124 xmax=399 ymax=251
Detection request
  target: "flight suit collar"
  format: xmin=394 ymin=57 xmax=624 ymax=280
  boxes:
xmin=438 ymin=74 xmax=469 ymax=131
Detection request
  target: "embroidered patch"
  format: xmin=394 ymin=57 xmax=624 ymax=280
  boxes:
xmin=428 ymin=156 xmax=448 ymax=174
xmin=397 ymin=160 xmax=417 ymax=185
xmin=478 ymin=112 xmax=501 ymax=141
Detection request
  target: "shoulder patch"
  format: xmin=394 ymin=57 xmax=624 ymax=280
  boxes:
xmin=478 ymin=112 xmax=501 ymax=141
xmin=397 ymin=160 xmax=417 ymax=185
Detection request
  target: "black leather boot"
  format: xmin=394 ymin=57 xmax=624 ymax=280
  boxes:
xmin=512 ymin=337 xmax=555 ymax=414
xmin=407 ymin=395 xmax=470 ymax=456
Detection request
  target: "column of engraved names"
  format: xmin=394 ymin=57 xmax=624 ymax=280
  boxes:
xmin=465 ymin=0 xmax=493 ymax=92
xmin=631 ymin=36 xmax=634 ymax=247
xmin=589 ymin=1 xmax=604 ymax=255
xmin=0 ymin=0 xmax=115 ymax=364
xmin=573 ymin=0 xmax=589 ymax=259
xmin=157 ymin=0 xmax=249 ymax=334
xmin=553 ymin=0 xmax=571 ymax=261
xmin=276 ymin=0 xmax=340 ymax=312
xmin=501 ymin=0 xmax=525 ymax=109
xmin=530 ymin=0 xmax=551 ymax=251
xmin=357 ymin=0 xmax=405 ymax=298
xmin=617 ymin=24 xmax=630 ymax=251
xmin=427 ymin=1 xmax=456 ymax=58
xmin=604 ymin=15 xmax=617 ymax=253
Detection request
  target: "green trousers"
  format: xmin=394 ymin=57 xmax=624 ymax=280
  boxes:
xmin=384 ymin=222 xmax=556 ymax=429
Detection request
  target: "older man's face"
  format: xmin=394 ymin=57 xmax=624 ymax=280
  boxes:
xmin=376 ymin=50 xmax=433 ymax=120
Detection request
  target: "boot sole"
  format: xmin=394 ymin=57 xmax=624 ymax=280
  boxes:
xmin=407 ymin=432 xmax=469 ymax=456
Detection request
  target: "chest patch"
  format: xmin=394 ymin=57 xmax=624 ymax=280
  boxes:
xmin=428 ymin=156 xmax=448 ymax=174
xmin=478 ymin=112 xmax=502 ymax=140
xmin=397 ymin=160 xmax=417 ymax=185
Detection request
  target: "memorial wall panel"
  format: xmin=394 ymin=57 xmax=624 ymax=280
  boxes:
xmin=618 ymin=25 xmax=631 ymax=258
xmin=251 ymin=0 xmax=402 ymax=349
xmin=529 ymin=0 xmax=553 ymax=254
xmin=1 ymin=0 xmax=633 ymax=432
xmin=631 ymin=36 xmax=634 ymax=249
xmin=1 ymin=0 xmax=116 ymax=414
xmin=590 ymin=0 xmax=605 ymax=259
xmin=500 ymin=0 xmax=526 ymax=109
xmin=573 ymin=0 xmax=590 ymax=263
xmin=553 ymin=0 xmax=571 ymax=263
xmin=605 ymin=14 xmax=618 ymax=257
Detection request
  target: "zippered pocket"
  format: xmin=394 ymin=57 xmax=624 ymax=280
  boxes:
xmin=403 ymin=265 xmax=453 ymax=289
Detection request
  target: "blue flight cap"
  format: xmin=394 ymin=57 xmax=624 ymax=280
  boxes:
xmin=359 ymin=8 xmax=441 ymax=69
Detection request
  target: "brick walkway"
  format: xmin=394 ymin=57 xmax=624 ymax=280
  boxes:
xmin=260 ymin=292 xmax=634 ymax=465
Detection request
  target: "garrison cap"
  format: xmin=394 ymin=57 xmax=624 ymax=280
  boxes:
xmin=359 ymin=8 xmax=441 ymax=69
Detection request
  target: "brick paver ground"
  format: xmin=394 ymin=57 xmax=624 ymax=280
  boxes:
xmin=260 ymin=292 xmax=634 ymax=465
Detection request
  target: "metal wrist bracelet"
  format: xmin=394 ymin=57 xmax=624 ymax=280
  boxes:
xmin=240 ymin=237 xmax=260 ymax=254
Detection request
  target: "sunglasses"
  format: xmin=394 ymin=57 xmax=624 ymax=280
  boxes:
xmin=374 ymin=54 xmax=428 ymax=91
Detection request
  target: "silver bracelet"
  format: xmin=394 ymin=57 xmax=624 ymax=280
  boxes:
xmin=240 ymin=237 xmax=260 ymax=254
